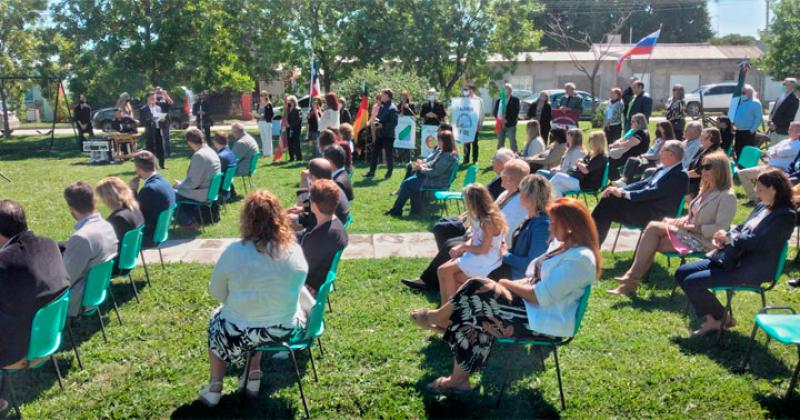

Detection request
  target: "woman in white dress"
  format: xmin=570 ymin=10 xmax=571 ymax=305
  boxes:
xmin=436 ymin=183 xmax=507 ymax=305
xmin=318 ymin=92 xmax=341 ymax=132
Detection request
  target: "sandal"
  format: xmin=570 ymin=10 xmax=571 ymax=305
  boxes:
xmin=426 ymin=377 xmax=473 ymax=394
xmin=198 ymin=381 xmax=223 ymax=407
xmin=239 ymin=369 xmax=262 ymax=398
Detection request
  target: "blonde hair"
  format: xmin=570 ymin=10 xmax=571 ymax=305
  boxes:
xmin=699 ymin=151 xmax=733 ymax=193
xmin=463 ymin=184 xmax=507 ymax=235
xmin=286 ymin=95 xmax=298 ymax=107
xmin=587 ymin=131 xmax=607 ymax=156
xmin=519 ymin=174 xmax=551 ymax=214
xmin=240 ymin=190 xmax=294 ymax=258
xmin=95 ymin=177 xmax=139 ymax=212
xmin=526 ymin=120 xmax=541 ymax=139
xmin=567 ymin=128 xmax=584 ymax=150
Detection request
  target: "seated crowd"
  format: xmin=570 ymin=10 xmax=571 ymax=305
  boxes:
xmin=6 ymin=77 xmax=800 ymax=408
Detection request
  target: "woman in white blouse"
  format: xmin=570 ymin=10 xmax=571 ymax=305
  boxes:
xmin=318 ymin=92 xmax=341 ymax=132
xmin=199 ymin=190 xmax=309 ymax=406
xmin=409 ymin=197 xmax=600 ymax=393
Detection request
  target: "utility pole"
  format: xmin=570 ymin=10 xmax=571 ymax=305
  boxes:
xmin=766 ymin=0 xmax=770 ymax=31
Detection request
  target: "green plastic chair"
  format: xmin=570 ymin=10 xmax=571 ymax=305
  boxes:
xmin=0 ymin=290 xmax=70 ymax=418
xmin=241 ymin=152 xmax=262 ymax=193
xmin=741 ymin=306 xmax=800 ymax=400
xmin=66 ymin=257 xmax=118 ymax=370
xmin=433 ymin=164 xmax=478 ymax=215
xmin=114 ymin=225 xmax=147 ymax=303
xmin=711 ymin=242 xmax=788 ymax=341
xmin=343 ymin=214 xmax=353 ymax=230
xmin=247 ymin=272 xmax=336 ymax=418
xmin=219 ymin=165 xmax=238 ymax=211
xmin=420 ymin=160 xmax=460 ymax=214
xmin=733 ymin=145 xmax=762 ymax=176
xmin=177 ymin=172 xmax=224 ymax=231
xmin=325 ymin=249 xmax=345 ymax=313
xmin=493 ymin=285 xmax=592 ymax=410
xmin=612 ymin=195 xmax=686 ymax=255
xmin=564 ymin=161 xmax=610 ymax=206
xmin=141 ymin=204 xmax=176 ymax=270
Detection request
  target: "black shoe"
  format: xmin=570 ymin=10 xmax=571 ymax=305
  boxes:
xmin=401 ymin=278 xmax=429 ymax=292
xmin=384 ymin=209 xmax=401 ymax=217
xmin=384 ymin=172 xmax=393 ymax=179
xmin=364 ymin=172 xmax=375 ymax=178
xmin=789 ymin=277 xmax=800 ymax=288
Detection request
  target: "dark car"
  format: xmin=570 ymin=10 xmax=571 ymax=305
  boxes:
xmin=92 ymin=104 xmax=191 ymax=131
xmin=520 ymin=89 xmax=596 ymax=121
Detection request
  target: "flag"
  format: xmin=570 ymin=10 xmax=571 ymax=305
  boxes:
xmin=728 ymin=61 xmax=751 ymax=120
xmin=495 ymin=86 xmax=506 ymax=134
xmin=615 ymin=29 xmax=661 ymax=74
xmin=309 ymin=58 xmax=321 ymax=98
xmin=273 ymin=99 xmax=289 ymax=162
xmin=352 ymin=82 xmax=369 ymax=148
xmin=56 ymin=83 xmax=65 ymax=121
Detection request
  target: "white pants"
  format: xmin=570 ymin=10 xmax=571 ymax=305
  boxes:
xmin=258 ymin=120 xmax=273 ymax=156
xmin=737 ymin=165 xmax=763 ymax=202
xmin=549 ymin=172 xmax=581 ymax=198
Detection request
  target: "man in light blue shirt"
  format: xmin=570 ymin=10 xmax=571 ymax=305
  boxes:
xmin=732 ymin=86 xmax=764 ymax=159
xmin=738 ymin=121 xmax=800 ymax=203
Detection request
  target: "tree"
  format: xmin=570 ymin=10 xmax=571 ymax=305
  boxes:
xmin=334 ymin=66 xmax=429 ymax=107
xmin=533 ymin=0 xmax=712 ymax=51
xmin=0 ymin=0 xmax=48 ymax=137
xmin=708 ymin=34 xmax=758 ymax=46
xmin=758 ymin=0 xmax=800 ymax=79
xmin=545 ymin=12 xmax=633 ymax=116
xmin=392 ymin=0 xmax=541 ymax=98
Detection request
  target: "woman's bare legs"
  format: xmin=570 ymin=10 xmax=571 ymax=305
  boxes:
xmin=437 ymin=260 xmax=462 ymax=305
xmin=610 ymin=221 xmax=675 ymax=296
xmin=208 ymin=349 xmax=226 ymax=392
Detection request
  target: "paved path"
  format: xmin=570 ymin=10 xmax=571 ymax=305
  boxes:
xmin=141 ymin=227 xmax=656 ymax=265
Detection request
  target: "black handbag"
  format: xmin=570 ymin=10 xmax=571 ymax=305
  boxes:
xmin=706 ymin=245 xmax=743 ymax=271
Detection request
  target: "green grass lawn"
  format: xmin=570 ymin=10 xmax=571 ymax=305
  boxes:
xmin=0 ymin=122 xmax=753 ymax=240
xmin=7 ymin=256 xmax=800 ymax=418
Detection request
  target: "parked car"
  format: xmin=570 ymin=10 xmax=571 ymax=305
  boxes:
xmin=92 ymin=105 xmax=191 ymax=131
xmin=0 ymin=104 xmax=20 ymax=132
xmin=520 ymin=89 xmax=596 ymax=121
xmin=684 ymin=82 xmax=759 ymax=118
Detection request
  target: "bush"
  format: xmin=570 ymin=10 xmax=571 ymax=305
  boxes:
xmin=592 ymin=101 xmax=606 ymax=128
xmin=334 ymin=66 xmax=429 ymax=107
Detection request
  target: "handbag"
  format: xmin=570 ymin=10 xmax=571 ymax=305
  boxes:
xmin=706 ymin=244 xmax=743 ymax=271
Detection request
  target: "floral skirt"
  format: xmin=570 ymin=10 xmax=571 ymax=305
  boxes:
xmin=443 ymin=278 xmax=550 ymax=374
xmin=208 ymin=310 xmax=302 ymax=367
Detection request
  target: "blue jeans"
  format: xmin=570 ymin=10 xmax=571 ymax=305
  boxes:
xmin=389 ymin=175 xmax=423 ymax=214
xmin=309 ymin=131 xmax=321 ymax=158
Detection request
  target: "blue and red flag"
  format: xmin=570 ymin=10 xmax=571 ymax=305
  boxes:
xmin=616 ymin=29 xmax=661 ymax=74
xmin=309 ymin=58 xmax=321 ymax=98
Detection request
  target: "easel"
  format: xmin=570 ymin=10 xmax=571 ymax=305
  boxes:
xmin=0 ymin=76 xmax=79 ymax=149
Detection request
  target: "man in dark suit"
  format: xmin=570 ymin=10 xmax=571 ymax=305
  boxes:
xmin=291 ymin=158 xmax=350 ymax=231
xmin=155 ymin=87 xmax=174 ymax=157
xmin=211 ymin=133 xmax=238 ymax=202
xmin=129 ymin=151 xmax=176 ymax=247
xmin=140 ymin=91 xmax=167 ymax=169
xmin=624 ymin=80 xmax=653 ymax=131
xmin=73 ymin=94 xmax=93 ymax=143
xmin=365 ymin=89 xmax=399 ymax=179
xmin=298 ymin=179 xmax=348 ymax=294
xmin=420 ymin=88 xmax=447 ymax=126
xmin=0 ymin=200 xmax=70 ymax=374
xmin=592 ymin=140 xmax=689 ymax=244
xmin=494 ymin=83 xmax=521 ymax=152
xmin=622 ymin=76 xmax=638 ymax=119
xmin=192 ymin=90 xmax=213 ymax=144
xmin=769 ymin=77 xmax=799 ymax=137
xmin=323 ymin=144 xmax=354 ymax=201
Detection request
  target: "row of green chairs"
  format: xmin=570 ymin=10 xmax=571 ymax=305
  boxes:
xmin=563 ymin=162 xmax=611 ymax=206
xmin=242 ymin=218 xmax=351 ymax=417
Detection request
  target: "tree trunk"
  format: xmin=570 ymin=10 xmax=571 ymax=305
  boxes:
xmin=1 ymin=80 xmax=11 ymax=138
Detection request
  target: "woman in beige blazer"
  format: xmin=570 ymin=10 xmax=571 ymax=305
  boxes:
xmin=526 ymin=127 xmax=568 ymax=172
xmin=608 ymin=151 xmax=736 ymax=297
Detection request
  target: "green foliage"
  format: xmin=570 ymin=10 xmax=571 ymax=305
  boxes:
xmin=334 ymin=67 xmax=429 ymax=106
xmin=535 ymin=0 xmax=712 ymax=51
xmin=709 ymin=34 xmax=758 ymax=46
xmin=758 ymin=0 xmax=800 ymax=79
xmin=592 ymin=101 xmax=607 ymax=129
xmin=0 ymin=0 xmax=48 ymax=119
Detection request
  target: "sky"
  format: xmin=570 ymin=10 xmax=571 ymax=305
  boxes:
xmin=708 ymin=0 xmax=769 ymax=37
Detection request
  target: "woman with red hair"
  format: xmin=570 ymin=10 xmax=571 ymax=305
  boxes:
xmin=319 ymin=91 xmax=341 ymax=132
xmin=409 ymin=198 xmax=600 ymax=393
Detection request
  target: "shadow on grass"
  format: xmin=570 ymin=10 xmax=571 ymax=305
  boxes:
xmin=0 ymin=136 xmax=83 ymax=161
xmin=2 ymin=276 xmax=146 ymax=411
xmin=409 ymin=336 xmax=560 ymax=418
xmin=671 ymin=333 xmax=791 ymax=380
xmin=754 ymin=391 xmax=800 ymax=418
xmin=170 ymin=347 xmax=320 ymax=419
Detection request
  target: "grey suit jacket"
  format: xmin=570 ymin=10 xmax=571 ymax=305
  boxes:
xmin=177 ymin=144 xmax=222 ymax=202
xmin=63 ymin=214 xmax=118 ymax=316
xmin=232 ymin=133 xmax=260 ymax=176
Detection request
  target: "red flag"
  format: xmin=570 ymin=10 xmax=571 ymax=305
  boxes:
xmin=494 ymin=86 xmax=506 ymax=134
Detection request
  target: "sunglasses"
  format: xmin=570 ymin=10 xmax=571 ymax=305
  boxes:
xmin=700 ymin=163 xmax=713 ymax=171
